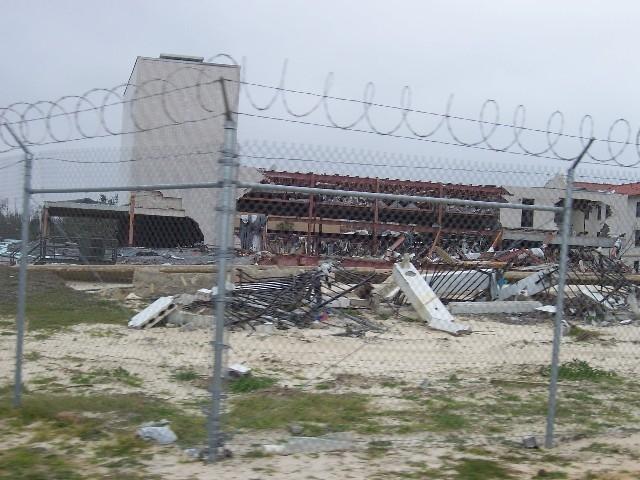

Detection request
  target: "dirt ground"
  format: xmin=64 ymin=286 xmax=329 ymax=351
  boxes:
xmin=1 ymin=276 xmax=640 ymax=478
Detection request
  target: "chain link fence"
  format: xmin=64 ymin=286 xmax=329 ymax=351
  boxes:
xmin=4 ymin=129 xmax=639 ymax=467
xmin=2 ymin=66 xmax=640 ymax=477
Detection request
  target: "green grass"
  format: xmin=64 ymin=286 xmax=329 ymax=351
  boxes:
xmin=0 ymin=267 xmax=132 ymax=331
xmin=24 ymin=350 xmax=42 ymax=361
xmin=579 ymin=442 xmax=626 ymax=455
xmin=0 ymin=390 xmax=206 ymax=446
xmin=533 ymin=469 xmax=568 ymax=479
xmin=0 ymin=446 xmax=84 ymax=480
xmin=229 ymin=375 xmax=277 ymax=393
xmin=95 ymin=433 xmax=153 ymax=468
xmin=366 ymin=440 xmax=392 ymax=458
xmin=540 ymin=360 xmax=619 ymax=382
xmin=228 ymin=390 xmax=371 ymax=433
xmin=567 ymin=325 xmax=603 ymax=342
xmin=171 ymin=369 xmax=200 ymax=382
xmin=453 ymin=458 xmax=513 ymax=479
xmin=70 ymin=367 xmax=143 ymax=387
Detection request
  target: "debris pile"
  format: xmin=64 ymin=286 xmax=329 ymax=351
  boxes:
xmin=129 ymin=262 xmax=384 ymax=335
xmin=126 ymin=243 xmax=639 ymax=336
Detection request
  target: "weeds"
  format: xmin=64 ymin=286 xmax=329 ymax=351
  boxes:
xmin=453 ymin=458 xmax=513 ymax=479
xmin=70 ymin=367 xmax=143 ymax=387
xmin=228 ymin=390 xmax=371 ymax=433
xmin=0 ymin=267 xmax=131 ymax=331
xmin=533 ymin=470 xmax=568 ymax=479
xmin=0 ymin=446 xmax=83 ymax=480
xmin=0 ymin=391 xmax=206 ymax=446
xmin=540 ymin=360 xmax=618 ymax=382
xmin=24 ymin=351 xmax=42 ymax=361
xmin=229 ymin=375 xmax=277 ymax=393
xmin=567 ymin=325 xmax=603 ymax=342
xmin=171 ymin=369 xmax=200 ymax=382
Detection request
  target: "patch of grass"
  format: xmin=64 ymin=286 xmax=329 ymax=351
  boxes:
xmin=567 ymin=325 xmax=603 ymax=342
xmin=579 ymin=442 xmax=626 ymax=455
xmin=229 ymin=375 xmax=277 ymax=394
xmin=447 ymin=373 xmax=461 ymax=383
xmin=533 ymin=470 xmax=568 ymax=479
xmin=24 ymin=350 xmax=42 ymax=361
xmin=171 ymin=369 xmax=200 ymax=382
xmin=96 ymin=433 xmax=152 ymax=468
xmin=453 ymin=458 xmax=513 ymax=479
xmin=70 ymin=367 xmax=143 ymax=387
xmin=0 ymin=446 xmax=84 ymax=479
xmin=228 ymin=390 xmax=371 ymax=433
xmin=314 ymin=382 xmax=333 ymax=390
xmin=30 ymin=375 xmax=59 ymax=385
xmin=0 ymin=391 xmax=206 ymax=446
xmin=382 ymin=396 xmax=471 ymax=434
xmin=380 ymin=379 xmax=405 ymax=389
xmin=366 ymin=440 xmax=392 ymax=458
xmin=540 ymin=359 xmax=619 ymax=382
xmin=0 ymin=267 xmax=132 ymax=331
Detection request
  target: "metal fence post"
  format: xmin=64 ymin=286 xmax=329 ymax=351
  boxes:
xmin=208 ymin=94 xmax=238 ymax=461
xmin=544 ymin=138 xmax=594 ymax=448
xmin=3 ymin=124 xmax=33 ymax=408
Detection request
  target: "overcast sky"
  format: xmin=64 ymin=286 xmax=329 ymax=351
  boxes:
xmin=2 ymin=0 xmax=640 ymax=201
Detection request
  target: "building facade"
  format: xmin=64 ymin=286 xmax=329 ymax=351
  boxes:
xmin=123 ymin=54 xmax=260 ymax=245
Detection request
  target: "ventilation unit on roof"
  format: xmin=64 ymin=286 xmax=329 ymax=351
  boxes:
xmin=159 ymin=53 xmax=204 ymax=63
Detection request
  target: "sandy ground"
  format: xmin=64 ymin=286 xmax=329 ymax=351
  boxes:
xmin=2 ymin=304 xmax=640 ymax=478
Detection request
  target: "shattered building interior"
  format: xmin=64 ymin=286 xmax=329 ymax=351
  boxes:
xmin=236 ymin=171 xmax=508 ymax=259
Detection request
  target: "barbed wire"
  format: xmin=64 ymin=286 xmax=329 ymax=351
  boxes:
xmin=14 ymin=142 xmax=640 ymax=186
xmin=0 ymin=53 xmax=639 ymax=167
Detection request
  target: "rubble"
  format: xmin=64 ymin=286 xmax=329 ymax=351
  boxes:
xmin=393 ymin=255 xmax=470 ymax=335
xmin=137 ymin=420 xmax=177 ymax=444
xmin=228 ymin=363 xmax=251 ymax=377
xmin=497 ymin=267 xmax=555 ymax=300
xmin=128 ymin=296 xmax=176 ymax=329
xmin=448 ymin=301 xmax=543 ymax=315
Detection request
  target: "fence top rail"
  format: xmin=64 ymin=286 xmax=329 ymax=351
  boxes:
xmin=30 ymin=181 xmax=562 ymax=213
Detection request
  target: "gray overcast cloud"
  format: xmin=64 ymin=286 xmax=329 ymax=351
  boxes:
xmin=1 ymin=0 xmax=640 ymax=180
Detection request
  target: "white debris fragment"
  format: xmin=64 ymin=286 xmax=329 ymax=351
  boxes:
xmin=137 ymin=421 xmax=177 ymax=444
xmin=128 ymin=296 xmax=176 ymax=329
xmin=228 ymin=363 xmax=251 ymax=377
xmin=535 ymin=305 xmax=557 ymax=314
xmin=449 ymin=301 xmax=543 ymax=315
xmin=392 ymin=255 xmax=469 ymax=335
xmin=196 ymin=288 xmax=213 ymax=301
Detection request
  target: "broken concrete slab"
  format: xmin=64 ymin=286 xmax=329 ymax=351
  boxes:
xmin=535 ymin=305 xmax=557 ymax=314
xmin=173 ymin=293 xmax=198 ymax=306
xmin=196 ymin=288 xmax=213 ymax=301
xmin=448 ymin=300 xmax=543 ymax=315
xmin=497 ymin=268 xmax=555 ymax=300
xmin=137 ymin=420 xmax=177 ymax=444
xmin=228 ymin=363 xmax=251 ymax=377
xmin=128 ymin=296 xmax=176 ymax=329
xmin=166 ymin=309 xmax=212 ymax=329
xmin=326 ymin=296 xmax=350 ymax=308
xmin=393 ymin=256 xmax=469 ymax=335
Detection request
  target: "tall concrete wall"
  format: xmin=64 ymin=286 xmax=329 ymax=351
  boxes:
xmin=122 ymin=56 xmax=261 ymax=245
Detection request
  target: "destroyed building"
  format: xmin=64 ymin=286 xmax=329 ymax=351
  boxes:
xmin=122 ymin=53 xmax=262 ymax=246
xmin=41 ymin=191 xmax=203 ymax=257
xmin=236 ymin=171 xmax=508 ymax=259
xmin=502 ymin=175 xmax=640 ymax=268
